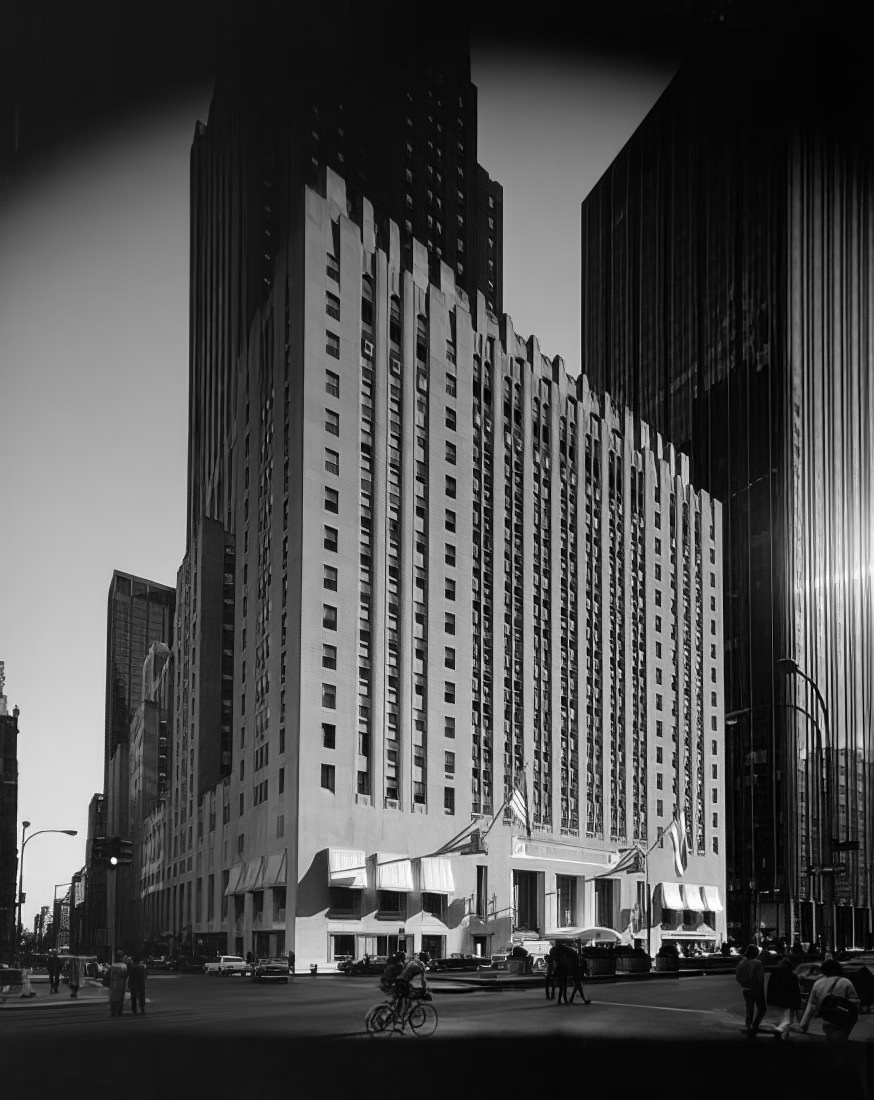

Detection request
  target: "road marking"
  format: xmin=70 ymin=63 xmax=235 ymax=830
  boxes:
xmin=594 ymin=1001 xmax=723 ymax=1015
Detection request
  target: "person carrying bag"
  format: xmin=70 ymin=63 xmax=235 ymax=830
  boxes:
xmin=796 ymin=957 xmax=860 ymax=1042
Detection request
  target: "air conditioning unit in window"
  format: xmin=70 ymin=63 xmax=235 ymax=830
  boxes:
xmin=390 ymin=356 xmax=401 ymax=375
xmin=412 ymin=803 xmax=427 ymax=814
xmin=355 ymin=793 xmax=372 ymax=807
xmin=385 ymin=798 xmax=400 ymax=810
xmin=362 ymin=337 xmax=375 ymax=358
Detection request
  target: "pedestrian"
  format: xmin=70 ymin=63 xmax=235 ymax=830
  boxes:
xmin=567 ymin=947 xmax=592 ymax=1005
xmin=766 ymin=956 xmax=802 ymax=1039
xmin=108 ymin=950 xmax=129 ymax=1017
xmin=68 ymin=955 xmax=83 ymax=1000
xmin=545 ymin=944 xmax=559 ymax=1000
xmin=795 ymin=958 xmax=860 ymax=1043
xmin=128 ymin=955 xmax=147 ymax=1015
xmin=47 ymin=950 xmax=61 ymax=994
xmin=736 ymin=944 xmax=766 ymax=1036
xmin=287 ymin=949 xmax=295 ymax=976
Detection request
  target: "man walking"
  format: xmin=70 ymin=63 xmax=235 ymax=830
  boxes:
xmin=736 ymin=944 xmax=766 ymax=1036
xmin=68 ymin=955 xmax=83 ymax=1000
xmin=128 ymin=955 xmax=147 ymax=1015
xmin=47 ymin=950 xmax=61 ymax=994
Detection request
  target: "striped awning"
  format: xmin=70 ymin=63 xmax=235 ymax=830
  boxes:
xmin=328 ymin=849 xmax=367 ymax=889
xmin=377 ymin=855 xmax=414 ymax=892
xmin=242 ymin=857 xmax=264 ymax=891
xmin=224 ymin=863 xmax=243 ymax=897
xmin=661 ymin=881 xmax=685 ymax=910
xmin=419 ymin=856 xmax=455 ymax=894
xmin=262 ymin=851 xmax=287 ymax=889
xmin=682 ymin=884 xmax=706 ymax=912
xmin=701 ymin=885 xmax=724 ymax=913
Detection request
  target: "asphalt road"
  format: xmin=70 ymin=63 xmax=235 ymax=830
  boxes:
xmin=4 ymin=974 xmax=872 ymax=1099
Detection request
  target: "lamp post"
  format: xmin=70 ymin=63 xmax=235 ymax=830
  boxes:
xmin=16 ymin=824 xmax=78 ymax=960
xmin=777 ymin=657 xmax=834 ymax=955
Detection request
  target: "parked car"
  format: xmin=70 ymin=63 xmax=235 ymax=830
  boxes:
xmin=430 ymin=953 xmax=490 ymax=972
xmin=252 ymin=957 xmax=291 ymax=982
xmin=203 ymin=955 xmax=251 ymax=977
xmin=338 ymin=955 xmax=390 ymax=975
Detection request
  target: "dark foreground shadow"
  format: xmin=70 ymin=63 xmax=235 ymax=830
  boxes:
xmin=6 ymin=1035 xmax=870 ymax=1099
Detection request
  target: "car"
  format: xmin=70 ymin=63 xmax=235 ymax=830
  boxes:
xmin=252 ymin=957 xmax=291 ymax=982
xmin=338 ymin=955 xmax=390 ymax=975
xmin=203 ymin=955 xmax=251 ymax=977
xmin=430 ymin=953 xmax=490 ymax=972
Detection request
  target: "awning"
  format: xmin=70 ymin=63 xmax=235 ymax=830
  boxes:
xmin=262 ymin=851 xmax=287 ymax=889
xmin=377 ymin=855 xmax=414 ymax=892
xmin=419 ymin=856 xmax=455 ymax=894
xmin=661 ymin=882 xmax=685 ymax=910
xmin=224 ymin=863 xmax=244 ymax=897
xmin=682 ymin=884 xmax=706 ymax=912
xmin=328 ymin=848 xmax=367 ymax=889
xmin=242 ymin=857 xmax=264 ymax=891
xmin=701 ymin=885 xmax=724 ymax=913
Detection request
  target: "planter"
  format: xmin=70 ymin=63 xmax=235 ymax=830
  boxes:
xmin=655 ymin=954 xmax=680 ymax=973
xmin=507 ymin=959 xmax=529 ymax=975
xmin=584 ymin=952 xmax=617 ymax=978
xmin=615 ymin=954 xmax=651 ymax=975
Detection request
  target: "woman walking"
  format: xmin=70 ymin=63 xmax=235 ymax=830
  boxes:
xmin=108 ymin=951 xmax=129 ymax=1017
xmin=796 ymin=957 xmax=860 ymax=1042
xmin=767 ymin=956 xmax=801 ymax=1039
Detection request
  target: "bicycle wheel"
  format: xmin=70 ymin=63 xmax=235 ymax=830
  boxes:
xmin=365 ymin=1003 xmax=394 ymax=1035
xmin=407 ymin=1002 xmax=438 ymax=1036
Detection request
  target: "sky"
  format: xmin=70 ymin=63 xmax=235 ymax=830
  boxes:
xmin=0 ymin=35 xmax=676 ymax=931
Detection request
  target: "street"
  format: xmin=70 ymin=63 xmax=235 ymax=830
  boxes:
xmin=4 ymin=974 xmax=872 ymax=1098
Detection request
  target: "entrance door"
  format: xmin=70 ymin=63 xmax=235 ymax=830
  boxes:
xmin=513 ymin=870 xmax=539 ymax=933
xmin=472 ymin=935 xmax=490 ymax=958
xmin=595 ymin=879 xmax=618 ymax=929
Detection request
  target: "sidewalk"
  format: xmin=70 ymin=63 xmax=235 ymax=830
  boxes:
xmin=0 ymin=978 xmax=106 ymax=1009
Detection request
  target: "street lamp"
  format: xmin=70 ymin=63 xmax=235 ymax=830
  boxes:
xmin=16 ymin=823 xmax=78 ymax=960
xmin=777 ymin=657 xmax=834 ymax=955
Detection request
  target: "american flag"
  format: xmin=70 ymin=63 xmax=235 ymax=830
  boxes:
xmin=510 ymin=773 xmax=531 ymax=837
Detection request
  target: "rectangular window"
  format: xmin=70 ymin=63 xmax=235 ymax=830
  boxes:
xmin=445 ymin=647 xmax=455 ymax=669
xmin=445 ymin=579 xmax=456 ymax=600
xmin=322 ymin=643 xmax=337 ymax=669
xmin=323 ymin=565 xmax=338 ymax=591
xmin=326 ymin=331 xmax=340 ymax=359
xmin=377 ymin=890 xmax=404 ymax=915
xmin=323 ymin=604 xmax=337 ymax=629
xmin=326 ymin=370 xmax=340 ymax=397
xmin=445 ymin=544 xmax=456 ymax=567
xmin=445 ymin=475 xmax=456 ymax=498
xmin=445 ymin=612 xmax=455 ymax=635
xmin=446 ymin=374 xmax=457 ymax=397
xmin=321 ymin=764 xmax=336 ymax=791
xmin=444 ymin=751 xmax=455 ymax=775
xmin=324 ymin=525 xmax=338 ymax=552
xmin=325 ymin=409 xmax=340 ymax=435
xmin=444 ymin=787 xmax=455 ymax=814
xmin=326 ymin=291 xmax=340 ymax=320
xmin=322 ymin=723 xmax=336 ymax=749
xmin=326 ymin=254 xmax=340 ymax=282
xmin=445 ymin=716 xmax=455 ymax=738
xmin=446 ymin=408 xmax=456 ymax=431
xmin=445 ymin=509 xmax=456 ymax=532
xmin=279 ymin=768 xmax=285 ymax=794
xmin=446 ymin=442 xmax=456 ymax=465
xmin=322 ymin=683 xmax=336 ymax=709
xmin=325 ymin=448 xmax=340 ymax=474
xmin=325 ymin=487 xmax=339 ymax=513
xmin=444 ymin=681 xmax=455 ymax=703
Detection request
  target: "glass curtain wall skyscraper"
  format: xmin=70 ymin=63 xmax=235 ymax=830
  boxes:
xmin=580 ymin=23 xmax=874 ymax=948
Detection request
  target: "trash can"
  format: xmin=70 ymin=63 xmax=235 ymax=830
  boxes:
xmin=310 ymin=964 xmax=318 ymax=975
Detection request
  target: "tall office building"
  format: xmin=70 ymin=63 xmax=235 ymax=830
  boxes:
xmin=580 ymin=24 xmax=874 ymax=948
xmin=0 ymin=663 xmax=20 ymax=962
xmin=157 ymin=164 xmax=726 ymax=965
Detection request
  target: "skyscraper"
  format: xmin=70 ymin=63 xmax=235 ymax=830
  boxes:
xmin=580 ymin=21 xmax=874 ymax=949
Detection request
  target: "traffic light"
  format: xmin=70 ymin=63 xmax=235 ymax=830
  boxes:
xmin=105 ymin=837 xmax=133 ymax=867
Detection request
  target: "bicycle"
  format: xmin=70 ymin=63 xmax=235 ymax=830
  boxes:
xmin=365 ymin=986 xmax=438 ymax=1037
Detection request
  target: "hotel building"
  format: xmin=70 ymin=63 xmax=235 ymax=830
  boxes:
xmin=149 ymin=166 xmax=726 ymax=965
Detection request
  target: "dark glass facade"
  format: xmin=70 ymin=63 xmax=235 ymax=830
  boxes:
xmin=580 ymin=29 xmax=874 ymax=949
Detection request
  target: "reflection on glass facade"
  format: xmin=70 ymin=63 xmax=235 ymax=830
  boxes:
xmin=580 ymin=34 xmax=874 ymax=948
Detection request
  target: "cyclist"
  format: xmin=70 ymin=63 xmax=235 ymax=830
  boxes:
xmin=392 ymin=950 xmax=430 ymax=1016
xmin=379 ymin=951 xmax=405 ymax=995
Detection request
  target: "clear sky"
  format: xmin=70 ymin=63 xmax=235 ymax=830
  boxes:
xmin=0 ymin=47 xmax=675 ymax=930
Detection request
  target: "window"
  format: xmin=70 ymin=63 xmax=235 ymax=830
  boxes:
xmin=444 ymin=681 xmax=455 ymax=703
xmin=323 ymin=565 xmax=338 ymax=591
xmin=326 ymin=370 xmax=340 ymax=397
xmin=446 ymin=374 xmax=457 ymax=397
xmin=279 ymin=768 xmax=285 ymax=795
xmin=445 ymin=578 xmax=456 ymax=600
xmin=445 ymin=509 xmax=456 ymax=532
xmin=445 ymin=475 xmax=456 ymax=498
xmin=325 ymin=448 xmax=339 ymax=474
xmin=325 ymin=487 xmax=339 ymax=513
xmin=326 ymin=331 xmax=340 ymax=359
xmin=445 ymin=716 xmax=455 ymax=738
xmin=446 ymin=442 xmax=456 ymax=465
xmin=321 ymin=764 xmax=336 ymax=791
xmin=322 ymin=644 xmax=337 ymax=669
xmin=322 ymin=723 xmax=336 ymax=749
xmin=445 ymin=612 xmax=455 ymax=634
xmin=324 ymin=526 xmax=338 ymax=552
xmin=377 ymin=890 xmax=404 ymax=915
xmin=444 ymin=751 xmax=455 ymax=775
xmin=444 ymin=787 xmax=455 ymax=814
xmin=445 ymin=647 xmax=455 ymax=669
xmin=325 ymin=409 xmax=339 ymax=435
xmin=326 ymin=291 xmax=340 ymax=319
xmin=322 ymin=683 xmax=336 ymax=709
xmin=323 ymin=604 xmax=337 ymax=629
xmin=326 ymin=254 xmax=340 ymax=282
xmin=445 ymin=544 xmax=456 ymax=567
